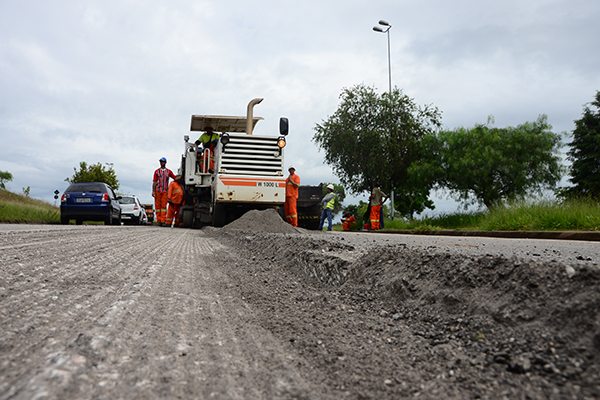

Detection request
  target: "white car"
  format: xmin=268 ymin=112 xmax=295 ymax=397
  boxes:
xmin=118 ymin=196 xmax=144 ymax=225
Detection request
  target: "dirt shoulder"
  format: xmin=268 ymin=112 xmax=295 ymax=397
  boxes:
xmin=213 ymin=209 xmax=600 ymax=399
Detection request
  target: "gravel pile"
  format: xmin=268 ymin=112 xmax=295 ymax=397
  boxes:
xmin=221 ymin=208 xmax=299 ymax=234
xmin=210 ymin=210 xmax=600 ymax=399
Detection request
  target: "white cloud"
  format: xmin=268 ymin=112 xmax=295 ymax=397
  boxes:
xmin=1 ymin=0 xmax=598 ymax=213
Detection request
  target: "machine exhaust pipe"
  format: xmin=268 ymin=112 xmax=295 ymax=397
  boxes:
xmin=246 ymin=98 xmax=263 ymax=135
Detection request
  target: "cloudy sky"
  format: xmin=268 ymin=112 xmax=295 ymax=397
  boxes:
xmin=1 ymin=0 xmax=599 ymax=213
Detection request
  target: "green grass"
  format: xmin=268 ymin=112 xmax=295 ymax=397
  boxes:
xmin=480 ymin=198 xmax=600 ymax=231
xmin=0 ymin=189 xmax=60 ymax=223
xmin=340 ymin=197 xmax=600 ymax=232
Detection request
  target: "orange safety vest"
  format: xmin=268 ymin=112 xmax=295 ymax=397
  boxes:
xmin=167 ymin=181 xmax=184 ymax=205
xmin=343 ymin=216 xmax=356 ymax=231
xmin=286 ymin=174 xmax=300 ymax=198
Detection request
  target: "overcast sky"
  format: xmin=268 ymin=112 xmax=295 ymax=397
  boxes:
xmin=1 ymin=0 xmax=599 ymax=213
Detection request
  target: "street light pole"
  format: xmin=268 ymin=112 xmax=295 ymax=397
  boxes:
xmin=373 ymin=20 xmax=392 ymax=96
xmin=373 ymin=20 xmax=395 ymax=219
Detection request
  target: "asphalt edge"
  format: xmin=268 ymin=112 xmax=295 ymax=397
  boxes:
xmin=369 ymin=229 xmax=600 ymax=242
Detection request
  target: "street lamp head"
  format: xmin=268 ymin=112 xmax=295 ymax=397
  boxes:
xmin=378 ymin=20 xmax=390 ymax=27
xmin=373 ymin=26 xmax=384 ymax=33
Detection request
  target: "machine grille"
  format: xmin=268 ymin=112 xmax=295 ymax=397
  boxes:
xmin=218 ymin=135 xmax=284 ymax=176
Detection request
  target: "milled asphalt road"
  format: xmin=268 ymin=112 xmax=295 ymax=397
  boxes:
xmin=1 ymin=223 xmax=599 ymax=399
xmin=381 ymin=229 xmax=600 ymax=242
xmin=319 ymin=229 xmax=600 ymax=266
xmin=2 ymin=224 xmax=598 ymax=266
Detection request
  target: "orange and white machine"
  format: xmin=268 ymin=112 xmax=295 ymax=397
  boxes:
xmin=179 ymin=98 xmax=289 ymax=228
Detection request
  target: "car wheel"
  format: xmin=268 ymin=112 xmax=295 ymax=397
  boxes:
xmin=113 ymin=211 xmax=122 ymax=226
xmin=105 ymin=209 xmax=113 ymax=225
xmin=60 ymin=215 xmax=69 ymax=225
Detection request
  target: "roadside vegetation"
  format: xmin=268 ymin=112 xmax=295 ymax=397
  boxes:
xmin=3 ymin=89 xmax=598 ymax=232
xmin=314 ymin=88 xmax=600 ymax=224
xmin=2 ymin=187 xmax=599 ymax=231
xmin=0 ymin=189 xmax=60 ymax=223
xmin=334 ymin=197 xmax=600 ymax=232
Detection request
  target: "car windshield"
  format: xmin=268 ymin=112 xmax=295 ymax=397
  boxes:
xmin=119 ymin=197 xmax=135 ymax=205
xmin=65 ymin=183 xmax=105 ymax=193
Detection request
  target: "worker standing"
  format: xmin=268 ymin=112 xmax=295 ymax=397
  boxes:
xmin=318 ymin=184 xmax=336 ymax=231
xmin=285 ymin=165 xmax=300 ymax=227
xmin=166 ymin=174 xmax=184 ymax=227
xmin=195 ymin=127 xmax=219 ymax=173
xmin=369 ymin=182 xmax=388 ymax=230
xmin=152 ymin=157 xmax=176 ymax=226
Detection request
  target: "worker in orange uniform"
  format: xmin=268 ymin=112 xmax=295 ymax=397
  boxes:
xmin=285 ymin=165 xmax=300 ymax=227
xmin=342 ymin=211 xmax=356 ymax=231
xmin=195 ymin=127 xmax=219 ymax=173
xmin=369 ymin=182 xmax=388 ymax=230
xmin=166 ymin=174 xmax=184 ymax=227
xmin=152 ymin=157 xmax=176 ymax=226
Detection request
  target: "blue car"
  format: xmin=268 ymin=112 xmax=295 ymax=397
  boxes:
xmin=60 ymin=182 xmax=122 ymax=225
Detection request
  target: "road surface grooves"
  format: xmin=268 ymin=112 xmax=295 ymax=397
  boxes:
xmin=0 ymin=227 xmax=328 ymax=400
xmin=1 ymin=220 xmax=600 ymax=400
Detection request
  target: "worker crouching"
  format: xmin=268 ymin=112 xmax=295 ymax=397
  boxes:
xmin=166 ymin=175 xmax=184 ymax=227
xmin=342 ymin=211 xmax=356 ymax=231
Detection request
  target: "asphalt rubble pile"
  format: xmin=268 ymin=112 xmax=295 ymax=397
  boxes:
xmin=207 ymin=209 xmax=600 ymax=399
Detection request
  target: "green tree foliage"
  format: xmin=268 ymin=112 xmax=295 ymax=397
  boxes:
xmin=413 ymin=115 xmax=564 ymax=209
xmin=562 ymin=91 xmax=600 ymax=198
xmin=0 ymin=170 xmax=13 ymax=189
xmin=312 ymin=84 xmax=442 ymax=217
xmin=391 ymin=183 xmax=435 ymax=219
xmin=65 ymin=162 xmax=120 ymax=190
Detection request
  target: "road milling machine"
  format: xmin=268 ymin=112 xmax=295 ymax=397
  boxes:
xmin=179 ymin=98 xmax=289 ymax=228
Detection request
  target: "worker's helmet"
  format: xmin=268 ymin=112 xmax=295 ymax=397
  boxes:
xmin=327 ymin=184 xmax=334 ymax=190
xmin=288 ymin=165 xmax=295 ymax=170
xmin=159 ymin=157 xmax=167 ymax=162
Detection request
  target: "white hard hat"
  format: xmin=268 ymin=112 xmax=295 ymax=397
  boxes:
xmin=327 ymin=184 xmax=334 ymax=190
xmin=288 ymin=165 xmax=295 ymax=170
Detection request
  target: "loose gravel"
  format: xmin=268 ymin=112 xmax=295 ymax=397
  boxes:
xmin=0 ymin=210 xmax=599 ymax=399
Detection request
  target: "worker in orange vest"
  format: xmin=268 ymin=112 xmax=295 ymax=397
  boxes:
xmin=342 ymin=211 xmax=356 ymax=231
xmin=285 ymin=165 xmax=300 ymax=227
xmin=166 ymin=174 xmax=184 ymax=227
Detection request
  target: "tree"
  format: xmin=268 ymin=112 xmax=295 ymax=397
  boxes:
xmin=65 ymin=162 xmax=120 ymax=190
xmin=312 ymin=84 xmax=442 ymax=217
xmin=0 ymin=170 xmax=13 ymax=189
xmin=562 ymin=91 xmax=600 ymax=198
xmin=413 ymin=115 xmax=564 ymax=209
